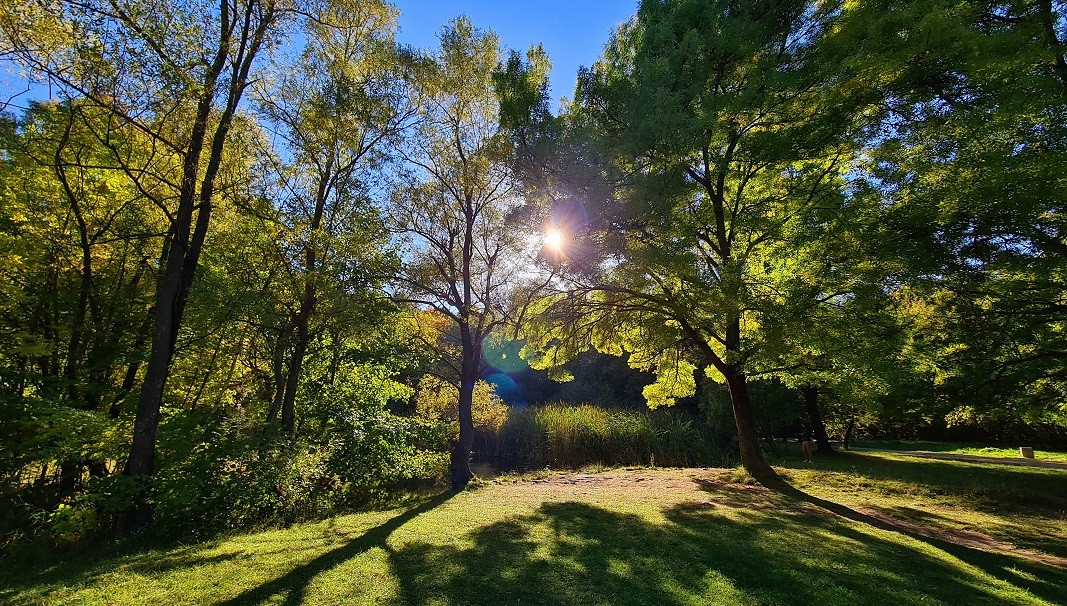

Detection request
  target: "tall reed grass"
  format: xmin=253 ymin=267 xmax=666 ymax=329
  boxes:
xmin=474 ymin=403 xmax=727 ymax=470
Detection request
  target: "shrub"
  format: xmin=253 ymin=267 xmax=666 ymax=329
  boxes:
xmin=151 ymin=407 xmax=449 ymax=537
xmin=415 ymin=375 xmax=509 ymax=432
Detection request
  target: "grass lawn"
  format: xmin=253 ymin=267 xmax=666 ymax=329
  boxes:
xmin=853 ymin=440 xmax=1067 ymax=463
xmin=2 ymin=449 xmax=1065 ymax=606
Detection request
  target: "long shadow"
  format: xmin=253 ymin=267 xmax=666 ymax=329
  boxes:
xmin=387 ymin=498 xmax=1067 ymax=605
xmin=716 ymin=475 xmax=1067 ymax=603
xmin=775 ymin=449 xmax=1067 ymax=515
xmin=214 ymin=491 xmax=453 ymax=606
xmin=758 ymin=449 xmax=1067 ymax=560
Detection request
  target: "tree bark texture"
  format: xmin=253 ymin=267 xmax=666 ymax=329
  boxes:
xmin=723 ymin=367 xmax=777 ymax=481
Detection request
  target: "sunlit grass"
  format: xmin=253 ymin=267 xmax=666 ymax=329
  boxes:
xmin=854 ymin=440 xmax=1067 ymax=463
xmin=779 ymin=446 xmax=1067 ymax=561
xmin=2 ymin=450 xmax=1065 ymax=605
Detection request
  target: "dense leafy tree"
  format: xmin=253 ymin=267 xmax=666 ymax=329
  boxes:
xmin=252 ymin=0 xmax=412 ymax=433
xmin=827 ymin=0 xmax=1067 ymax=438
xmin=0 ymin=0 xmax=291 ymax=515
xmin=515 ymin=0 xmax=860 ymax=480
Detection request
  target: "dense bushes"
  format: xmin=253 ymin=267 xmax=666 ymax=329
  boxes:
xmin=2 ymin=362 xmax=452 ymax=545
xmin=476 ymin=403 xmax=728 ymax=470
xmin=152 ymin=410 xmax=448 ymax=536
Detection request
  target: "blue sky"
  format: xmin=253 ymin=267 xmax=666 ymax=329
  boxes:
xmin=0 ymin=1 xmax=636 ymax=112
xmin=392 ymin=0 xmax=636 ymax=104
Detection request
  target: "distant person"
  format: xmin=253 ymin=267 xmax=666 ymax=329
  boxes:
xmin=800 ymin=425 xmax=814 ymax=462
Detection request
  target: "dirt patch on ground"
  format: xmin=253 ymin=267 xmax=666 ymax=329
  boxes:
xmin=526 ymin=468 xmax=710 ymax=490
xmin=510 ymin=468 xmax=1067 ymax=568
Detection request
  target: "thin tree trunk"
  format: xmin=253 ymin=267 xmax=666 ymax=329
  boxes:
xmin=267 ymin=329 xmax=288 ymax=424
xmin=842 ymin=417 xmax=856 ymax=451
xmin=451 ymin=368 xmax=476 ymax=488
xmin=803 ymin=386 xmax=834 ymax=455
xmin=280 ymin=321 xmax=308 ymax=433
xmin=278 ymin=162 xmax=331 ymax=433
xmin=212 ymin=331 xmax=245 ymax=409
xmin=109 ymin=310 xmax=153 ymax=419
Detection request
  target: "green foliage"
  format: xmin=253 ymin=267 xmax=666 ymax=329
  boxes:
xmin=152 ymin=409 xmax=448 ymax=536
xmin=3 ymin=0 xmax=1067 ymax=545
xmin=43 ymin=501 xmax=98 ymax=542
xmin=552 ymin=351 xmax=655 ymax=410
xmin=152 ymin=419 xmax=340 ymax=535
xmin=823 ymin=0 xmax=1067 ymax=436
xmin=415 ymin=375 xmax=509 ymax=433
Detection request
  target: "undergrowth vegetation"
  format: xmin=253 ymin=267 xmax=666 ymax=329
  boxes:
xmin=478 ymin=403 xmax=728 ymax=470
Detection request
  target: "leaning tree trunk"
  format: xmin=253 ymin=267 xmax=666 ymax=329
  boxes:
xmin=279 ymin=319 xmax=309 ymax=434
xmin=722 ymin=367 xmax=777 ymax=482
xmin=681 ymin=317 xmax=777 ymax=483
xmin=121 ymin=3 xmax=276 ymax=529
xmin=803 ymin=386 xmax=834 ymax=455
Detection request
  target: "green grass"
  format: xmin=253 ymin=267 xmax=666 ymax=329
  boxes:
xmin=2 ymin=449 xmax=1065 ymax=605
xmin=854 ymin=440 xmax=1067 ymax=463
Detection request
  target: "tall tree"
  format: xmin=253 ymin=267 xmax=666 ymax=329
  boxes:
xmin=254 ymin=0 xmax=412 ymax=433
xmin=828 ymin=0 xmax=1067 ymax=436
xmin=516 ymin=0 xmax=858 ymax=481
xmin=1 ymin=0 xmax=290 ymax=522
xmin=390 ymin=17 xmax=529 ymax=487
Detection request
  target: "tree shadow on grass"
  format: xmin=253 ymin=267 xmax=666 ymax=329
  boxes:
xmin=859 ymin=503 xmax=1067 ymax=561
xmin=776 ymin=449 xmax=1067 ymax=515
xmin=750 ymin=478 xmax=1067 ymax=604
xmin=388 ymin=497 xmax=1066 ymax=606
xmin=212 ymin=491 xmax=454 ymax=606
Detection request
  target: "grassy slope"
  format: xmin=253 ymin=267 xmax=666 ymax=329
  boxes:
xmin=854 ymin=440 xmax=1067 ymax=463
xmin=2 ymin=450 xmax=1065 ymax=606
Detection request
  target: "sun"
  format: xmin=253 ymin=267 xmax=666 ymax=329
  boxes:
xmin=543 ymin=228 xmax=564 ymax=249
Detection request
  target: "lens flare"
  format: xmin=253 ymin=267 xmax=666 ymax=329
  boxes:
xmin=543 ymin=229 xmax=564 ymax=249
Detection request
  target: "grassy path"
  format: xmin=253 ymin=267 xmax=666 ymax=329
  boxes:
xmin=849 ymin=447 xmax=1067 ymax=469
xmin=852 ymin=440 xmax=1067 ymax=464
xmin=2 ymin=450 xmax=1065 ymax=605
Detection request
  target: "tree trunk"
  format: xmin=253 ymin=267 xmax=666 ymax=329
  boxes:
xmin=722 ymin=367 xmax=777 ymax=481
xmin=121 ymin=4 xmax=275 ymax=524
xmin=679 ymin=316 xmax=777 ymax=482
xmin=266 ymin=329 xmax=288 ymax=424
xmin=803 ymin=386 xmax=834 ymax=455
xmin=125 ymin=251 xmax=185 ymax=480
xmin=280 ymin=321 xmax=308 ymax=434
xmin=109 ymin=308 xmax=154 ymax=418
xmin=842 ymin=417 xmax=856 ymax=451
xmin=278 ymin=165 xmax=329 ymax=434
xmin=450 ymin=365 xmax=477 ymax=489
